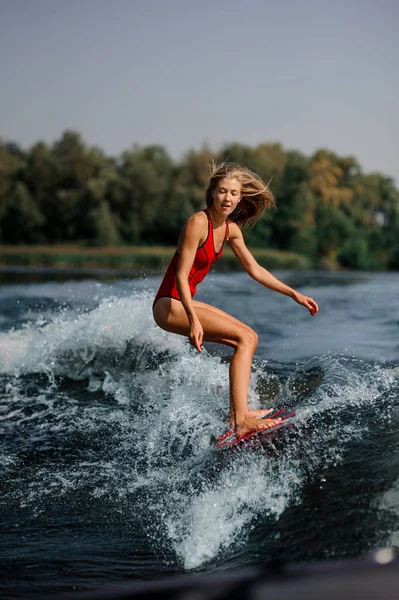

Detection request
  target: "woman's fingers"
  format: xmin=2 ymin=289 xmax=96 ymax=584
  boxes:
xmin=296 ymin=293 xmax=318 ymax=315
xmin=190 ymin=326 xmax=203 ymax=352
xmin=195 ymin=333 xmax=203 ymax=352
xmin=307 ymin=297 xmax=319 ymax=316
xmin=190 ymin=335 xmax=200 ymax=352
xmin=298 ymin=294 xmax=319 ymax=316
xmin=198 ymin=327 xmax=204 ymax=352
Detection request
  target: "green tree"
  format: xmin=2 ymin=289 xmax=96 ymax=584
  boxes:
xmin=118 ymin=145 xmax=174 ymax=243
xmin=52 ymin=130 xmax=103 ymax=189
xmin=0 ymin=144 xmax=20 ymax=222
xmin=315 ymin=204 xmax=354 ymax=265
xmin=0 ymin=182 xmax=45 ymax=243
xmin=149 ymin=146 xmax=214 ymax=244
xmin=271 ymin=151 xmax=317 ymax=256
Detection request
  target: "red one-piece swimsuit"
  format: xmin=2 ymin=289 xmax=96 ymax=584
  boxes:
xmin=153 ymin=209 xmax=229 ymax=306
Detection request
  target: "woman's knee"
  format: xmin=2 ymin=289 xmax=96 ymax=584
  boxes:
xmin=237 ymin=326 xmax=258 ymax=351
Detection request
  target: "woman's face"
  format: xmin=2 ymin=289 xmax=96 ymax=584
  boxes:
xmin=212 ymin=177 xmax=241 ymax=216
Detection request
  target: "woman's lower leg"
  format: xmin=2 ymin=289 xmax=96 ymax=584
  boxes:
xmin=229 ymin=341 xmax=255 ymax=427
xmin=154 ymin=298 xmax=279 ymax=434
xmin=229 ymin=335 xmax=279 ymax=434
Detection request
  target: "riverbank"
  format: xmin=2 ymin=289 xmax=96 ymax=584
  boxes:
xmin=0 ymin=245 xmax=311 ymax=271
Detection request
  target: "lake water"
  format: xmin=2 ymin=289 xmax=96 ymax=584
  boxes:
xmin=1 ymin=268 xmax=399 ymax=597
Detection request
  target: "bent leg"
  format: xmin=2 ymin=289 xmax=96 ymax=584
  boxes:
xmin=153 ymin=298 xmax=280 ymax=435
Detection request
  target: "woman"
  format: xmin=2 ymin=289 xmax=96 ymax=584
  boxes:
xmin=153 ymin=162 xmax=318 ymax=439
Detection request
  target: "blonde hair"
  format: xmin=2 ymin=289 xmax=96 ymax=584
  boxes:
xmin=205 ymin=162 xmax=276 ymax=228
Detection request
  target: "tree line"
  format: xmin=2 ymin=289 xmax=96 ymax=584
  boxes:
xmin=1 ymin=130 xmax=398 ymax=269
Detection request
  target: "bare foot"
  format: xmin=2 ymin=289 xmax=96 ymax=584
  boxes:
xmin=229 ymin=408 xmax=273 ymax=427
xmin=236 ymin=416 xmax=282 ymax=438
xmin=250 ymin=408 xmax=274 ymax=419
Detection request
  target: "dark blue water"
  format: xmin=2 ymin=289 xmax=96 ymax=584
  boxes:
xmin=1 ymin=269 xmax=399 ymax=597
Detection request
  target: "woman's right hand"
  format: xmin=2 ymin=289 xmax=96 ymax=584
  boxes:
xmin=189 ymin=317 xmax=203 ymax=352
xmin=294 ymin=292 xmax=319 ymax=316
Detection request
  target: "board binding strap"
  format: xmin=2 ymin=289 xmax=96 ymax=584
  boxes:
xmin=217 ymin=408 xmax=296 ymax=450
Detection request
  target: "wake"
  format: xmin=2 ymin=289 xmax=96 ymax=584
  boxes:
xmin=0 ymin=291 xmax=396 ymax=569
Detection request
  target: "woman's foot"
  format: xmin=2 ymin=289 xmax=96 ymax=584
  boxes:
xmin=229 ymin=408 xmax=273 ymax=427
xmin=236 ymin=415 xmax=282 ymax=438
xmin=250 ymin=408 xmax=274 ymax=419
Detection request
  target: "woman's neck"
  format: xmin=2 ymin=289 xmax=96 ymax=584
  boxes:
xmin=207 ymin=205 xmax=226 ymax=228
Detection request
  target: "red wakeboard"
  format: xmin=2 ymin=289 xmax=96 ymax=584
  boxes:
xmin=217 ymin=408 xmax=296 ymax=449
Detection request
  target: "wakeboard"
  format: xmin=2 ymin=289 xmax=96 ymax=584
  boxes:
xmin=217 ymin=408 xmax=296 ymax=450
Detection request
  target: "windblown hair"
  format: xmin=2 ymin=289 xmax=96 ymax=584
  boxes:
xmin=205 ymin=162 xmax=276 ymax=228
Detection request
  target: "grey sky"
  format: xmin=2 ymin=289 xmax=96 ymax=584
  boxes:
xmin=1 ymin=0 xmax=398 ymax=182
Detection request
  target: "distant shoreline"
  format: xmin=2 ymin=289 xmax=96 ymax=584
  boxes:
xmin=0 ymin=245 xmax=311 ymax=271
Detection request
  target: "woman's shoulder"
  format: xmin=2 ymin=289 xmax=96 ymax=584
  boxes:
xmin=226 ymin=220 xmax=242 ymax=238
xmin=188 ymin=209 xmax=208 ymax=224
xmin=180 ymin=210 xmax=208 ymax=241
xmin=184 ymin=210 xmax=208 ymax=230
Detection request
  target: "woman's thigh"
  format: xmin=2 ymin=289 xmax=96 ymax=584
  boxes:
xmin=153 ymin=297 xmax=255 ymax=349
xmin=193 ymin=299 xmax=250 ymax=328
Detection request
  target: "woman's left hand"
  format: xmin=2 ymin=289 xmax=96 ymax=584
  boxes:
xmin=295 ymin=293 xmax=319 ymax=317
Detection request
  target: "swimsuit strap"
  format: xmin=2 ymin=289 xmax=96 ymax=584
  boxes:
xmin=204 ymin=208 xmax=229 ymax=247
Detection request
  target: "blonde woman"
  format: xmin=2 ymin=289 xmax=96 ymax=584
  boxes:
xmin=153 ymin=163 xmax=318 ymax=440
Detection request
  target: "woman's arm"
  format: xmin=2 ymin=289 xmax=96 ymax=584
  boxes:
xmin=175 ymin=212 xmax=208 ymax=351
xmin=228 ymin=223 xmax=319 ymax=316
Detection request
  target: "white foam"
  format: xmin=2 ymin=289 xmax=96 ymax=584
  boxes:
xmin=166 ymin=456 xmax=300 ymax=569
xmin=1 ymin=290 xmax=395 ymax=570
xmin=0 ymin=291 xmax=179 ymax=376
